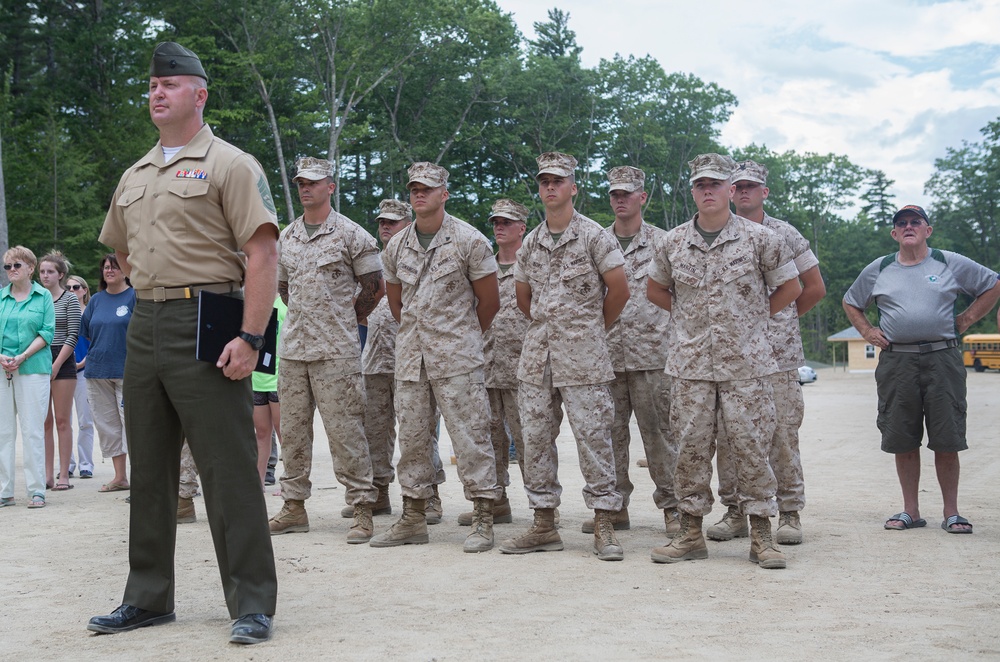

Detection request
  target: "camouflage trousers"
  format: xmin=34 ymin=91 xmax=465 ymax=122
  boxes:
xmin=364 ymin=373 xmax=445 ymax=488
xmin=179 ymin=440 xmax=199 ymax=499
xmin=395 ymin=367 xmax=499 ymax=501
xmin=518 ymin=363 xmax=621 ymax=511
xmin=671 ymin=377 xmax=777 ymax=517
xmin=609 ymin=370 xmax=678 ymax=510
xmin=717 ymin=370 xmax=805 ymax=512
xmin=487 ymin=387 xmax=522 ymax=488
xmin=278 ymin=359 xmax=376 ymax=505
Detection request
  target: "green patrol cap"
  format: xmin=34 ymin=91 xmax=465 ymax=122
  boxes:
xmin=150 ymin=42 xmax=208 ymax=80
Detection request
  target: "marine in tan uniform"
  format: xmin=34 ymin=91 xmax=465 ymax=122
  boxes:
xmin=646 ymin=153 xmax=801 ymax=570
xmin=88 ymin=42 xmax=278 ymax=644
xmin=499 ymin=152 xmax=631 ymax=562
xmin=346 ymin=199 xmax=447 ymax=521
xmin=457 ymin=199 xmax=530 ymax=528
xmin=707 ymin=160 xmax=826 ymax=546
xmin=586 ymin=166 xmax=680 ymax=538
xmin=371 ymin=162 xmax=502 ymax=553
xmin=267 ymin=157 xmax=383 ymax=543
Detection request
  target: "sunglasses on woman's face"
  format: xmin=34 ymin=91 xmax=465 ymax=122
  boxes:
xmin=70 ymin=284 xmax=87 ymax=291
xmin=3 ymin=262 xmax=24 ymax=271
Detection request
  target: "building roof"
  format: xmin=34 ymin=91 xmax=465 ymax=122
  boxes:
xmin=828 ymin=327 xmax=864 ymax=342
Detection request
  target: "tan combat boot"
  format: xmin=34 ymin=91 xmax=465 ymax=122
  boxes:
xmin=425 ymin=484 xmax=443 ymax=525
xmin=459 ymin=490 xmax=512 ymax=526
xmin=346 ymin=504 xmax=374 ymax=544
xmin=749 ymin=515 xmax=787 ymax=569
xmin=177 ymin=496 xmax=196 ymax=524
xmin=581 ymin=507 xmax=630 ymax=534
xmin=369 ymin=497 xmax=429 ymax=547
xmin=463 ymin=498 xmax=495 ymax=553
xmin=341 ymin=484 xmax=392 ymax=518
xmin=650 ymin=513 xmax=708 ymax=563
xmin=498 ymin=508 xmax=564 ymax=554
xmin=775 ymin=510 xmax=803 ymax=545
xmin=706 ymin=505 xmax=748 ymax=541
xmin=593 ymin=509 xmax=624 ymax=561
xmin=664 ymin=509 xmax=681 ymax=538
xmin=269 ymin=499 xmax=309 ymax=535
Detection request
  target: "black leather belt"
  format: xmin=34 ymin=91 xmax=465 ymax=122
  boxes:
xmin=135 ymin=281 xmax=242 ymax=302
xmin=885 ymin=338 xmax=959 ymax=353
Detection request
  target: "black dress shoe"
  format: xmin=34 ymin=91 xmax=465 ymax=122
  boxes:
xmin=87 ymin=604 xmax=176 ymax=634
xmin=230 ymin=613 xmax=273 ymax=644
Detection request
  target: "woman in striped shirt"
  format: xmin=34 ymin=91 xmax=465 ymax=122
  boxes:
xmin=38 ymin=251 xmax=81 ymax=491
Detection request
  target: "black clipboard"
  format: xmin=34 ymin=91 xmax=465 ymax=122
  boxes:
xmin=196 ymin=290 xmax=278 ymax=374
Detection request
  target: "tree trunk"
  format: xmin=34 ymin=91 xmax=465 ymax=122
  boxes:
xmin=0 ymin=125 xmax=8 ymax=287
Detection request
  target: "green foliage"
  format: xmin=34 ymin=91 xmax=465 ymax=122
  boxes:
xmin=1 ymin=3 xmax=995 ymax=352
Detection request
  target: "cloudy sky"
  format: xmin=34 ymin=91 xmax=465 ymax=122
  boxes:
xmin=496 ymin=0 xmax=1000 ymax=211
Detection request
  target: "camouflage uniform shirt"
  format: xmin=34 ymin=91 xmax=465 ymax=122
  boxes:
xmin=761 ymin=213 xmax=818 ymax=372
xmin=484 ymin=263 xmax=528 ymax=390
xmin=514 ymin=211 xmax=625 ymax=387
xmin=277 ymin=209 xmax=382 ymax=362
xmin=382 ymin=212 xmax=498 ymax=381
xmin=604 ymin=221 xmax=670 ymax=372
xmin=648 ymin=212 xmax=798 ymax=381
xmin=361 ymin=297 xmax=397 ymax=376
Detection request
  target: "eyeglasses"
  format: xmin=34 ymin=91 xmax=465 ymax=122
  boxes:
xmin=103 ymin=264 xmax=120 ymax=271
xmin=69 ymin=284 xmax=86 ymax=291
xmin=3 ymin=262 xmax=24 ymax=271
xmin=894 ymin=218 xmax=926 ymax=228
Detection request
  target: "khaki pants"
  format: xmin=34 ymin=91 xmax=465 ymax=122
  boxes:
xmin=671 ymin=377 xmax=777 ymax=518
xmin=716 ymin=370 xmax=805 ymax=512
xmin=278 ymin=358 xmax=376 ymax=506
xmin=518 ymin=362 xmax=621 ymax=511
xmin=395 ymin=367 xmax=499 ymax=501
xmin=609 ymin=370 xmax=678 ymax=510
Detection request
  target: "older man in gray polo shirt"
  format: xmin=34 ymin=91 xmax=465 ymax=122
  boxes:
xmin=844 ymin=204 xmax=1000 ymax=535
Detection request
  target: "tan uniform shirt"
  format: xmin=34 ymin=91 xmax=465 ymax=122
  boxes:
xmin=361 ymin=298 xmax=397 ymax=376
xmin=604 ymin=222 xmax=670 ymax=373
xmin=100 ymin=125 xmax=278 ymax=288
xmin=277 ymin=209 xmax=382 ymax=363
xmin=382 ymin=213 xmax=497 ymax=381
xmin=514 ymin=211 xmax=625 ymax=388
xmin=648 ymin=212 xmax=798 ymax=381
xmin=484 ymin=263 xmax=528 ymax=390
xmin=761 ymin=213 xmax=819 ymax=372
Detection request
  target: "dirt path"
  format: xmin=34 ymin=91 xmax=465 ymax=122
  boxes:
xmin=2 ymin=369 xmax=998 ymax=660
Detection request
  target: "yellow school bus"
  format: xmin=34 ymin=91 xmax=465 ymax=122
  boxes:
xmin=962 ymin=334 xmax=1000 ymax=372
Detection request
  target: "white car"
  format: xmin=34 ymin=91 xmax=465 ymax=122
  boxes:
xmin=797 ymin=365 xmax=817 ymax=385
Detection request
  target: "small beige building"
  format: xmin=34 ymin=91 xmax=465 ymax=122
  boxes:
xmin=828 ymin=327 xmax=881 ymax=372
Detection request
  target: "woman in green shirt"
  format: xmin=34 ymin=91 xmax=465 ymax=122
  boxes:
xmin=0 ymin=246 xmax=55 ymax=508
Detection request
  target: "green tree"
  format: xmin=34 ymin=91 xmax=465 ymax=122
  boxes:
xmin=925 ymin=118 xmax=1000 ymax=271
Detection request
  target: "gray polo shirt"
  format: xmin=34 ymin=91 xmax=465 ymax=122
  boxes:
xmin=844 ymin=247 xmax=999 ymax=344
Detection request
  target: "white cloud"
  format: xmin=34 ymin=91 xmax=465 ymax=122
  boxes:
xmin=496 ymin=0 xmax=1000 ymax=211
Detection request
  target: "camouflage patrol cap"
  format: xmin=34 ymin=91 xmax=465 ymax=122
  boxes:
xmin=294 ymin=157 xmax=335 ymax=182
xmin=608 ymin=166 xmax=645 ymax=193
xmin=489 ymin=199 xmax=529 ymax=223
xmin=536 ymin=152 xmax=578 ymax=179
xmin=732 ymin=160 xmax=768 ymax=185
xmin=688 ymin=153 xmax=738 ymax=184
xmin=407 ymin=162 xmax=449 ymax=188
xmin=376 ymin=199 xmax=412 ymax=222
xmin=149 ymin=42 xmax=207 ymax=80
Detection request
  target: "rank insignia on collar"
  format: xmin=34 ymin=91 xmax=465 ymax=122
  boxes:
xmin=176 ymin=169 xmax=207 ymax=179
